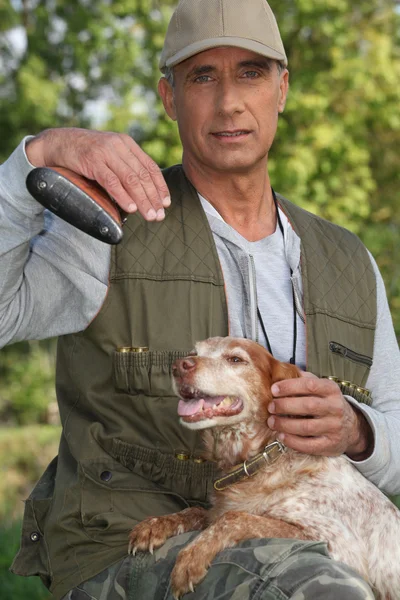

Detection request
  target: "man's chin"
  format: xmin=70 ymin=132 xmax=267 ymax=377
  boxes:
xmin=203 ymin=154 xmax=267 ymax=174
xmin=208 ymin=139 xmax=271 ymax=168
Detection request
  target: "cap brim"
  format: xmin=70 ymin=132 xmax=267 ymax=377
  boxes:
xmin=161 ymin=36 xmax=287 ymax=71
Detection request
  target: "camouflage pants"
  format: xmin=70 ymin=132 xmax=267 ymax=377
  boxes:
xmin=61 ymin=533 xmax=375 ymax=600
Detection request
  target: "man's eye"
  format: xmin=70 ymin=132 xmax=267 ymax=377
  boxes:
xmin=194 ymin=75 xmax=211 ymax=83
xmin=243 ymin=71 xmax=259 ymax=78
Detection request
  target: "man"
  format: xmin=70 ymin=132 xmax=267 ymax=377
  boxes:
xmin=0 ymin=0 xmax=399 ymax=598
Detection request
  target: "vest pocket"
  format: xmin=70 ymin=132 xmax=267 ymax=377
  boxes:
xmin=113 ymin=349 xmax=190 ymax=397
xmin=79 ymin=458 xmax=189 ymax=545
xmin=329 ymin=342 xmax=373 ymax=368
xmin=326 ymin=340 xmax=373 ymax=390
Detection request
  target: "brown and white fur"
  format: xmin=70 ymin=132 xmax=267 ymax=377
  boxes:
xmin=129 ymin=336 xmax=400 ymax=599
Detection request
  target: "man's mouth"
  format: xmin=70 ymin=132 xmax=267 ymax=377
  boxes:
xmin=212 ymin=130 xmax=250 ymax=138
xmin=177 ymin=385 xmax=243 ymax=422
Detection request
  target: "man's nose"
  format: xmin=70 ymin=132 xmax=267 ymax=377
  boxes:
xmin=216 ymin=79 xmax=245 ymax=116
xmin=172 ymin=357 xmax=197 ymax=377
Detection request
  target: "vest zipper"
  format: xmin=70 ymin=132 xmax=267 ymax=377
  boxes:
xmin=329 ymin=341 xmax=373 ymax=367
xmin=292 ymin=279 xmax=305 ymax=324
xmin=249 ymin=254 xmax=258 ymax=343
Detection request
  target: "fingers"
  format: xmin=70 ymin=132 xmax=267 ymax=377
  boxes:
xmin=273 ymin=432 xmax=334 ymax=456
xmin=268 ymin=394 xmax=343 ymax=419
xmin=267 ymin=409 xmax=349 ymax=456
xmin=270 ymin=378 xmax=342 ymax=413
xmin=85 ymin=133 xmax=171 ymax=220
xmin=34 ymin=128 xmax=171 ymax=221
xmin=121 ymin=134 xmax=171 ymax=212
xmin=268 ymin=414 xmax=338 ymax=438
xmin=267 ymin=375 xmax=358 ymax=456
xmin=96 ymin=161 xmax=166 ymax=221
xmin=272 ymin=376 xmax=338 ymax=400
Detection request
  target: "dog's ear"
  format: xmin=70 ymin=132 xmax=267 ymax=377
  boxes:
xmin=270 ymin=357 xmax=301 ymax=384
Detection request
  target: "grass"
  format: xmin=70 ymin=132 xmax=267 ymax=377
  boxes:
xmin=0 ymin=425 xmax=61 ymax=519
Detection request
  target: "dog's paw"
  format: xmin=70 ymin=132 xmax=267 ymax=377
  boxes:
xmin=128 ymin=516 xmax=176 ymax=555
xmin=170 ymin=543 xmax=210 ymax=599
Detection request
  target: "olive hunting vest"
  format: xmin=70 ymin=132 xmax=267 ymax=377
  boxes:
xmin=11 ymin=165 xmax=377 ymax=599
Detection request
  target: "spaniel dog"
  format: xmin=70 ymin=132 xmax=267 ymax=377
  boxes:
xmin=129 ymin=336 xmax=400 ymax=599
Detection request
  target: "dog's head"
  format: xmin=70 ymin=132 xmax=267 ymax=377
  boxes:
xmin=172 ymin=336 xmax=300 ymax=432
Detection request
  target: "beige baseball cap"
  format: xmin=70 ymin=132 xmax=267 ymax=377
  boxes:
xmin=159 ymin=0 xmax=287 ymax=72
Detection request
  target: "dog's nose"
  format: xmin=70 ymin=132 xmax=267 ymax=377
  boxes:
xmin=172 ymin=357 xmax=196 ymax=376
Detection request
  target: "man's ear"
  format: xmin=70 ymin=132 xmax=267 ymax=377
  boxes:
xmin=271 ymin=357 xmax=300 ymax=384
xmin=278 ymin=69 xmax=289 ymax=114
xmin=158 ymin=77 xmax=177 ymax=121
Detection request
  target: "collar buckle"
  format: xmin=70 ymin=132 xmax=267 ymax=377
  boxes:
xmin=243 ymin=440 xmax=286 ymax=478
xmin=262 ymin=439 xmax=286 ymax=461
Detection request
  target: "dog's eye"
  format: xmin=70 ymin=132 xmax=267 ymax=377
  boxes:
xmin=228 ymin=356 xmax=244 ymax=363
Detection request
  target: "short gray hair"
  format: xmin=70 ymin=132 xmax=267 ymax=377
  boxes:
xmin=276 ymin=61 xmax=286 ymax=75
xmin=163 ymin=66 xmax=175 ymax=87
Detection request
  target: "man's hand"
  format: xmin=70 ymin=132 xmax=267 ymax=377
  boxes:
xmin=26 ymin=128 xmax=171 ymax=221
xmin=267 ymin=374 xmax=374 ymax=460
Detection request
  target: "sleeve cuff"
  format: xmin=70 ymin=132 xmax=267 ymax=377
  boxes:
xmin=344 ymin=396 xmax=389 ymax=476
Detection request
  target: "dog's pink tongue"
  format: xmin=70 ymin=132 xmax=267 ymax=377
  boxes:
xmin=178 ymin=398 xmax=204 ymax=416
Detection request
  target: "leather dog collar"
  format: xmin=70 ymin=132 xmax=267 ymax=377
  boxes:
xmin=213 ymin=440 xmax=286 ymax=491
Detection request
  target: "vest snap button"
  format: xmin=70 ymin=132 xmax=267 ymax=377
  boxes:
xmin=193 ymin=456 xmax=205 ymax=463
xmin=30 ymin=531 xmax=40 ymax=542
xmin=100 ymin=470 xmax=112 ymax=482
xmin=175 ymin=451 xmax=189 ymax=461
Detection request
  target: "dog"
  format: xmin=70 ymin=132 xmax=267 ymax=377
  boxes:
xmin=129 ymin=336 xmax=400 ymax=599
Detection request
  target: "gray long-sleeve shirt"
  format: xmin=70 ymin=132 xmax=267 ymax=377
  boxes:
xmin=1 ymin=139 xmax=400 ymax=495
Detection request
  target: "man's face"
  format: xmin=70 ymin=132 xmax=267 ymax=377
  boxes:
xmin=158 ymin=47 xmax=289 ymax=174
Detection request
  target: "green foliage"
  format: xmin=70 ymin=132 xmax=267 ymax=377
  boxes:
xmin=269 ymin=0 xmax=400 ymax=333
xmin=0 ymin=341 xmax=57 ymax=425
xmin=0 ymin=425 xmax=60 ymax=519
xmin=0 ymin=0 xmax=179 ymax=160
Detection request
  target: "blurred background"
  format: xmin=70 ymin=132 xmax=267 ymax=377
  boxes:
xmin=0 ymin=0 xmax=399 ymax=598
